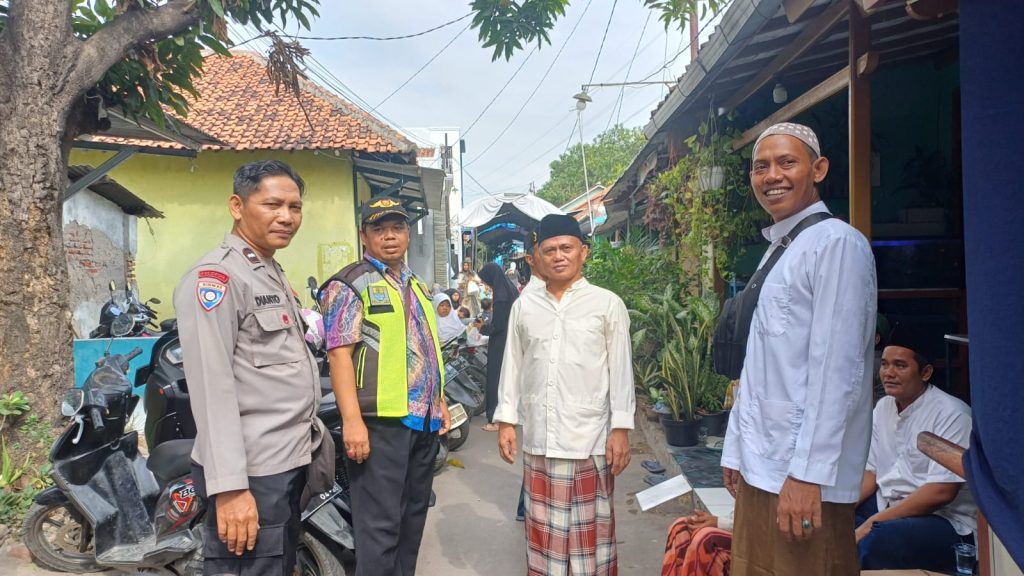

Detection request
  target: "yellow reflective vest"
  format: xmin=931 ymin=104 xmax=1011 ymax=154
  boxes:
xmin=325 ymin=260 xmax=445 ymax=417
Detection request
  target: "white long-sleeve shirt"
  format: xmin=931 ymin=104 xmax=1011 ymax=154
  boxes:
xmin=868 ymin=385 xmax=976 ymax=535
xmin=721 ymin=201 xmax=877 ymax=503
xmin=493 ymin=277 xmax=635 ymax=459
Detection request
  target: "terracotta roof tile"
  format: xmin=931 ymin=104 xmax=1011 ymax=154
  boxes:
xmin=91 ymin=51 xmax=416 ymax=154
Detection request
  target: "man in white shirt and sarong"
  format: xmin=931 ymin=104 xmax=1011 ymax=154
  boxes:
xmin=721 ymin=123 xmax=878 ymax=576
xmin=495 ymin=214 xmax=635 ymax=576
xmin=856 ymin=331 xmax=975 ymax=572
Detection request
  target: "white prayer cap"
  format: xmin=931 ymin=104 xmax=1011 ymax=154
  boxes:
xmin=754 ymin=122 xmax=821 ymax=157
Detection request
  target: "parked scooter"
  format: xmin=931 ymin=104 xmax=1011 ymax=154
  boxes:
xmin=89 ymin=280 xmax=165 ymax=339
xmin=140 ymin=326 xmax=355 ymax=571
xmin=21 ymin=339 xmax=350 ymax=574
xmin=442 ymin=339 xmax=487 ymax=422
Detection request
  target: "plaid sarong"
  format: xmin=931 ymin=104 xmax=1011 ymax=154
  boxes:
xmin=523 ymin=453 xmax=617 ymax=576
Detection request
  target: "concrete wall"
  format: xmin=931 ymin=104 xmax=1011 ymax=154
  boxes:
xmin=407 ymin=211 xmax=436 ymax=284
xmin=69 ymin=149 xmax=361 ymax=317
xmin=63 ymin=189 xmax=135 ymax=337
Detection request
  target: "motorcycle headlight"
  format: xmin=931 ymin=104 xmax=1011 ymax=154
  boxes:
xmin=164 ymin=344 xmax=184 ymax=366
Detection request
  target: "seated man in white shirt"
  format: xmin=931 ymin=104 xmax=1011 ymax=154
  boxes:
xmin=856 ymin=332 xmax=976 ymax=572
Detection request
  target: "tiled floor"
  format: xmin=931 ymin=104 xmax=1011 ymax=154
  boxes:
xmin=668 ymin=437 xmax=726 ymax=488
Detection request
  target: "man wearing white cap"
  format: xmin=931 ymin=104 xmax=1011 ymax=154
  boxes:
xmin=720 ymin=123 xmax=877 ymax=575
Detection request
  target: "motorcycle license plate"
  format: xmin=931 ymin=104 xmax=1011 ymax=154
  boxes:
xmin=448 ymin=403 xmax=469 ymax=429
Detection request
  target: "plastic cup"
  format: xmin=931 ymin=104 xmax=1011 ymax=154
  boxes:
xmin=954 ymin=542 xmax=977 ymax=575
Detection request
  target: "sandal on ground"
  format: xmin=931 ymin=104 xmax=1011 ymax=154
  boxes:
xmin=482 ymin=423 xmax=500 ymax=432
xmin=641 ymin=460 xmax=666 ymax=474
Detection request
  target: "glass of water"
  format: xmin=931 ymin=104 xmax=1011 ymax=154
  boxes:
xmin=954 ymin=542 xmax=977 ymax=575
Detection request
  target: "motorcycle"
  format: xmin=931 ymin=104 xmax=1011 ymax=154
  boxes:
xmin=22 ymin=339 xmax=350 ymax=575
xmin=441 ymin=338 xmax=487 ymax=423
xmin=140 ymin=326 xmax=355 ymax=573
xmin=89 ymin=279 xmax=166 ymax=339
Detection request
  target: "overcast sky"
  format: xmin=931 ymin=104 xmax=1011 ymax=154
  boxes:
xmin=234 ymin=2 xmax=721 ymax=204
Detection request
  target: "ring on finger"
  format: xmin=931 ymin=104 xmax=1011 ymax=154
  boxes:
xmin=802 ymin=519 xmax=812 ymax=530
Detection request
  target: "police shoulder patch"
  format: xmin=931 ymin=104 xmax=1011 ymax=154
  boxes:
xmin=196 ymin=275 xmax=227 ymax=312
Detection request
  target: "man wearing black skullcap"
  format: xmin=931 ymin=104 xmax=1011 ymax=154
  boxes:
xmin=493 ymin=214 xmax=635 ymax=575
xmin=855 ymin=327 xmax=976 ymax=572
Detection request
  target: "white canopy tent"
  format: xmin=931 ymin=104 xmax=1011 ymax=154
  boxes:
xmin=458 ymin=192 xmax=564 ymax=228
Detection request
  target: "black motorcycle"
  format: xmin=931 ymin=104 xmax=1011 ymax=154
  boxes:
xmin=441 ymin=338 xmax=487 ymax=425
xmin=89 ymin=280 xmax=165 ymax=339
xmin=23 ymin=346 xmax=349 ymax=575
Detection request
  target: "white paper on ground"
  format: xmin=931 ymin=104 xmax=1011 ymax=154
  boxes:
xmin=637 ymin=474 xmax=693 ymax=512
xmin=694 ymin=487 xmax=735 ymax=519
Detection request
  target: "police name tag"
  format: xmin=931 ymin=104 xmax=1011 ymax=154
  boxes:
xmin=368 ymin=286 xmax=391 ymax=306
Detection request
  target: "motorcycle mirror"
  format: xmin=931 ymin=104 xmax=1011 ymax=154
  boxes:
xmin=307 ymin=277 xmax=318 ymax=291
xmin=108 ymin=280 xmax=116 ymax=293
xmin=148 ymin=297 xmax=161 ymax=305
xmin=61 ymin=389 xmax=84 ymax=417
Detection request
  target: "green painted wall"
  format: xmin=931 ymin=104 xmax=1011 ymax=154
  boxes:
xmin=70 ymin=149 xmax=360 ymax=318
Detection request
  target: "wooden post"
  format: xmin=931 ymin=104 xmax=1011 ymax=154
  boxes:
xmin=690 ymin=12 xmax=699 ymax=63
xmin=848 ymin=0 xmax=873 ymax=238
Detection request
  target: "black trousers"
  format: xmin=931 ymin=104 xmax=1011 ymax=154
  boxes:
xmin=484 ymin=332 xmax=507 ymax=423
xmin=346 ymin=417 xmax=438 ymax=576
xmin=192 ymin=463 xmax=306 ymax=576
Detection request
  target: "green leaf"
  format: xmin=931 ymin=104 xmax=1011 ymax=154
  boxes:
xmin=208 ymin=0 xmax=225 ymax=18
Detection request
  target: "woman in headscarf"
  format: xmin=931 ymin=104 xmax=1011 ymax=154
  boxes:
xmin=432 ymin=293 xmax=466 ymax=344
xmin=476 ymin=262 xmax=520 ymax=431
xmin=444 ymin=288 xmax=463 ymax=311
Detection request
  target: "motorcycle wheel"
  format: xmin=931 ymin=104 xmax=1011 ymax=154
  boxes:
xmin=433 ymin=437 xmax=449 ymax=475
xmin=295 ymin=531 xmax=346 ymax=576
xmin=22 ymin=501 xmax=101 ymax=573
xmin=446 ymin=416 xmax=470 ymax=452
xmin=464 ymin=367 xmax=488 ymax=417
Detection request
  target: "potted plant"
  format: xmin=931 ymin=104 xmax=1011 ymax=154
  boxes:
xmin=659 ymin=335 xmax=702 ymax=446
xmin=696 ymin=373 xmax=731 ymax=437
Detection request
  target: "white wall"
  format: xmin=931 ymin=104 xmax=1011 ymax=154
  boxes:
xmin=63 ymin=189 xmax=136 ymax=338
xmin=407 ymin=126 xmax=464 ymax=284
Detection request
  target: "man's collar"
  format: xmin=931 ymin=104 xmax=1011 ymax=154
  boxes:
xmin=364 ymin=253 xmax=412 ymax=284
xmin=224 ymin=233 xmax=268 ymax=269
xmin=761 ymin=201 xmax=830 ymax=243
xmin=896 ymin=383 xmax=933 ymax=417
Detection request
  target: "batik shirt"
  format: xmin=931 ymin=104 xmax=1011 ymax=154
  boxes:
xmin=320 ymin=254 xmax=442 ymax=432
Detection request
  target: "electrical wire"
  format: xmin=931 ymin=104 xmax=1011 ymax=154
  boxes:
xmin=463 ymin=168 xmax=496 ymax=198
xmin=462 ymin=46 xmax=538 ymax=139
xmin=463 ymin=0 xmax=596 ymax=167
xmin=230 ymin=22 xmax=439 ymax=150
xmin=636 ymin=3 xmax=723 ymax=84
xmin=289 ymin=13 xmax=473 ymax=41
xmin=374 ymin=21 xmax=472 ymax=110
xmin=609 ymin=10 xmax=652 ymax=130
xmin=475 ymin=109 xmax=575 ymax=181
xmin=588 ymin=0 xmax=619 ymax=85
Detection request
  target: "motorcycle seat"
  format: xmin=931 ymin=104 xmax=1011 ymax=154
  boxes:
xmin=147 ymin=439 xmax=194 ymax=486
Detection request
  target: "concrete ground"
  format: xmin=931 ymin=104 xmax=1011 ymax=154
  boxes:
xmin=1 ymin=415 xmax=683 ymax=575
xmin=419 ymin=417 xmax=684 ymax=575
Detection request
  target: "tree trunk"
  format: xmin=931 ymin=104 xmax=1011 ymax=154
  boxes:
xmin=0 ymin=1 xmax=80 ymax=427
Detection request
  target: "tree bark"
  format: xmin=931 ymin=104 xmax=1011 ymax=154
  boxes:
xmin=0 ymin=1 xmax=201 ymax=428
xmin=0 ymin=1 xmax=80 ymax=425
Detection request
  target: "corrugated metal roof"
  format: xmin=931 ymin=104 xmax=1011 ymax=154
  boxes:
xmin=605 ymin=0 xmax=959 ymax=210
xmin=67 ymin=165 xmax=163 ymax=219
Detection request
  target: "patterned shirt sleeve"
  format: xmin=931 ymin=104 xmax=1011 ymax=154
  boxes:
xmin=319 ymin=280 xmax=363 ymax=350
